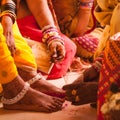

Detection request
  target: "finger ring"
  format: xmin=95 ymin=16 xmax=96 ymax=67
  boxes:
xmin=72 ymin=89 xmax=77 ymax=95
xmin=75 ymin=95 xmax=80 ymax=102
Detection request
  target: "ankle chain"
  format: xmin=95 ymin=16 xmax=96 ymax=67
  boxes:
xmin=1 ymin=82 xmax=30 ymax=105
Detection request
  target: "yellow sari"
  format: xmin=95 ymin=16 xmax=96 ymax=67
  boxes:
xmin=0 ymin=22 xmax=37 ymax=92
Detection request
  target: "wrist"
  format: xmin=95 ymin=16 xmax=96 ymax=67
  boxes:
xmin=42 ymin=25 xmax=64 ymax=47
xmin=79 ymin=0 xmax=94 ymax=10
xmin=0 ymin=2 xmax=16 ymax=24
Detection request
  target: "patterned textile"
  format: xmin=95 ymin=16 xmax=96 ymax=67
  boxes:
xmin=72 ymin=34 xmax=99 ymax=59
xmin=51 ymin=0 xmax=95 ymax=37
xmin=17 ymin=15 xmax=76 ymax=79
xmin=94 ymin=3 xmax=120 ymax=59
xmin=98 ymin=33 xmax=120 ymax=120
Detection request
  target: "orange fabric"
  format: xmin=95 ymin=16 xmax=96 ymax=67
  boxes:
xmin=98 ymin=33 xmax=120 ymax=120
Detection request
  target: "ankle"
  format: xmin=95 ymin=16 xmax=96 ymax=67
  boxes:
xmin=2 ymin=75 xmax=25 ymax=99
xmin=17 ymin=68 xmax=37 ymax=82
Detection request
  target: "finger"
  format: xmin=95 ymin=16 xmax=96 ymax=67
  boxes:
xmin=56 ymin=46 xmax=65 ymax=60
xmin=9 ymin=46 xmax=16 ymax=56
xmin=65 ymin=95 xmax=76 ymax=102
xmin=62 ymin=83 xmax=78 ymax=90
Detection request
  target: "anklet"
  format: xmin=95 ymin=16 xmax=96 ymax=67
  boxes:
xmin=1 ymin=82 xmax=30 ymax=105
xmin=27 ymin=73 xmax=45 ymax=85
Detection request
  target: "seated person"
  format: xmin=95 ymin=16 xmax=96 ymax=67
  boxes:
xmin=0 ymin=0 xmax=65 ymax=112
xmin=15 ymin=0 xmax=77 ymax=79
xmin=63 ymin=0 xmax=120 ymax=120
xmin=51 ymin=0 xmax=102 ymax=60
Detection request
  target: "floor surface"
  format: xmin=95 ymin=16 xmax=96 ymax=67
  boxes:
xmin=0 ymin=72 xmax=97 ymax=120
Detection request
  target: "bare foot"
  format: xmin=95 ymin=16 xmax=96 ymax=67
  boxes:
xmin=2 ymin=76 xmax=64 ymax=112
xmin=18 ymin=68 xmax=65 ymax=98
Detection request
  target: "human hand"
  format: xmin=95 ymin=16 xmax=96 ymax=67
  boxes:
xmin=63 ymin=81 xmax=98 ymax=105
xmin=1 ymin=15 xmax=16 ymax=56
xmin=49 ymin=40 xmax=66 ymax=63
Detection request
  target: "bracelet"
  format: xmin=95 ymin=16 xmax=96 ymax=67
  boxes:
xmin=1 ymin=82 xmax=30 ymax=105
xmin=0 ymin=11 xmax=16 ymax=23
xmin=79 ymin=1 xmax=93 ymax=9
xmin=41 ymin=24 xmax=56 ymax=32
xmin=42 ymin=25 xmax=64 ymax=46
xmin=0 ymin=3 xmax=16 ymax=24
xmin=92 ymin=61 xmax=102 ymax=72
xmin=1 ymin=3 xmax=16 ymax=12
xmin=27 ymin=73 xmax=45 ymax=85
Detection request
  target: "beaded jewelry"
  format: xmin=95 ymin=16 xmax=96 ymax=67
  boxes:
xmin=27 ymin=73 xmax=45 ymax=85
xmin=1 ymin=82 xmax=30 ymax=105
xmin=42 ymin=25 xmax=64 ymax=48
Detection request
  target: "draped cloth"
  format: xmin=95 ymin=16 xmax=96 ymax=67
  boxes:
xmin=93 ymin=1 xmax=120 ymax=119
xmin=98 ymin=33 xmax=120 ymax=120
xmin=51 ymin=0 xmax=95 ymax=37
xmin=0 ymin=22 xmax=37 ymax=92
xmin=17 ymin=15 xmax=76 ymax=79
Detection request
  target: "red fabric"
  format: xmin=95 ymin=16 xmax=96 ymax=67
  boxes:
xmin=17 ymin=15 xmax=76 ymax=79
xmin=17 ymin=15 xmax=43 ymax=42
xmin=98 ymin=55 xmax=120 ymax=120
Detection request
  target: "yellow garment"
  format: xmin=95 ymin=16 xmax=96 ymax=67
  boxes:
xmin=26 ymin=38 xmax=52 ymax=74
xmin=0 ymin=22 xmax=37 ymax=92
xmin=94 ymin=0 xmax=118 ymax=26
xmin=94 ymin=1 xmax=120 ymax=58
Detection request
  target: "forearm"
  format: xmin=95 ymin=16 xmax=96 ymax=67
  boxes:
xmin=0 ymin=0 xmax=15 ymax=33
xmin=26 ymin=0 xmax=55 ymax=28
xmin=74 ymin=9 xmax=91 ymax=36
xmin=73 ymin=0 xmax=94 ymax=36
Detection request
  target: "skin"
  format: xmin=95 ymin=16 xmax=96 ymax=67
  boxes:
xmin=73 ymin=0 xmax=94 ymax=37
xmin=2 ymin=76 xmax=64 ymax=112
xmin=63 ymin=66 xmax=99 ymax=105
xmin=1 ymin=0 xmax=65 ymax=112
xmin=16 ymin=0 xmax=66 ymax=63
xmin=18 ymin=68 xmax=65 ymax=98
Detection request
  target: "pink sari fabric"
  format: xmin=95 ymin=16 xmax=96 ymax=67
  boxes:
xmin=17 ymin=15 xmax=76 ymax=79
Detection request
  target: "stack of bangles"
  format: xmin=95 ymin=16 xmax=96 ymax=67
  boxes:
xmin=0 ymin=2 xmax=16 ymax=24
xmin=42 ymin=25 xmax=64 ymax=47
xmin=92 ymin=54 xmax=103 ymax=72
xmin=79 ymin=0 xmax=94 ymax=10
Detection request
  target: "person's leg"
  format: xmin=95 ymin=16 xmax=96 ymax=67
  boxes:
xmin=17 ymin=16 xmax=76 ymax=79
xmin=13 ymin=22 xmax=65 ymax=98
xmin=2 ymin=76 xmax=64 ymax=112
xmin=0 ymin=24 xmax=64 ymax=112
